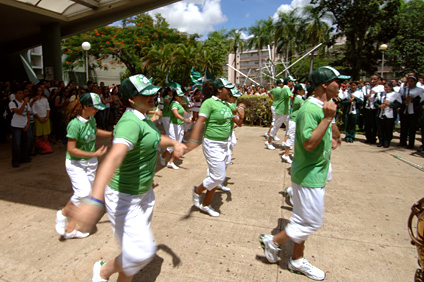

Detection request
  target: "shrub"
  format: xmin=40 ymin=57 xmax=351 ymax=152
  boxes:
xmin=238 ymin=95 xmax=273 ymax=126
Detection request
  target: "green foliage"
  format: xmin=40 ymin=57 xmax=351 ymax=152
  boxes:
xmin=237 ymin=95 xmax=273 ymax=126
xmin=311 ymin=0 xmax=402 ymax=80
xmin=387 ymin=0 xmax=424 ymax=76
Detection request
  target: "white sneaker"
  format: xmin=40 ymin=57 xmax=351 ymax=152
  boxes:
xmin=284 ymin=186 xmax=293 ymax=206
xmin=64 ymin=229 xmax=90 ymax=239
xmin=265 ymin=142 xmax=276 ymax=150
xmin=217 ymin=184 xmax=231 ymax=192
xmin=92 ymin=260 xmax=108 ymax=282
xmin=264 ymin=133 xmax=270 ymax=139
xmin=273 ymin=136 xmax=281 ymax=141
xmin=167 ymin=162 xmax=179 ymax=170
xmin=282 ymin=154 xmax=293 ymax=164
xmin=192 ymin=186 xmax=200 ymax=208
xmin=200 ymin=205 xmax=220 ymax=217
xmin=159 ymin=155 xmax=166 ymax=166
xmin=259 ymin=234 xmax=280 ymax=263
xmin=55 ymin=210 xmax=67 ymax=236
xmin=288 ymin=257 xmax=325 ymax=281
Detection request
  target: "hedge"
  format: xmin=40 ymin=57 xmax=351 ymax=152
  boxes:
xmin=237 ymin=95 xmax=273 ymax=126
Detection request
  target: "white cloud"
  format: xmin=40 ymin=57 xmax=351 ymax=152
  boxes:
xmin=148 ymin=0 xmax=227 ymax=37
xmin=273 ymin=0 xmax=311 ymax=21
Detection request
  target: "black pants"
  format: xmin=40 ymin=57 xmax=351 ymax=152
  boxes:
xmin=399 ymin=113 xmax=419 ymax=147
xmin=363 ymin=108 xmax=377 ymax=143
xmin=376 ymin=116 xmax=395 ymax=146
xmin=11 ymin=126 xmax=30 ymax=166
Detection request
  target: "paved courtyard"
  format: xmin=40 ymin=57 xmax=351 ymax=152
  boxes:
xmin=0 ymin=126 xmax=422 ymax=281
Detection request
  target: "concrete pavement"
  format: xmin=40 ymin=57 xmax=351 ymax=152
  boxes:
xmin=0 ymin=126 xmax=422 ymax=281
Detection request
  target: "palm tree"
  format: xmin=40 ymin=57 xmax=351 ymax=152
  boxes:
xmin=141 ymin=44 xmax=176 ymax=85
xmin=274 ymin=9 xmax=301 ymax=75
xmin=174 ymin=42 xmax=200 ymax=85
xmin=248 ymin=20 xmax=271 ymax=85
xmin=227 ymin=28 xmax=246 ymax=83
xmin=302 ymin=5 xmax=333 ymax=74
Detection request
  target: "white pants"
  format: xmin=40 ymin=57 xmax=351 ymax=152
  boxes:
xmin=285 ymin=183 xmax=325 ymax=244
xmin=202 ymin=138 xmax=228 ymax=190
xmin=162 ymin=116 xmax=170 ymax=137
xmin=285 ymin=120 xmax=296 ymax=149
xmin=183 ymin=112 xmax=191 ymax=132
xmin=105 ymin=186 xmax=157 ymax=276
xmin=270 ymin=114 xmax=289 ymax=137
xmin=65 ymin=157 xmax=97 ymax=205
xmin=270 ymin=106 xmax=276 ymax=126
xmin=167 ymin=123 xmax=184 ymax=153
xmin=226 ymin=131 xmax=237 ymax=165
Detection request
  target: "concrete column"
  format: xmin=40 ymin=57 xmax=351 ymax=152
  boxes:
xmin=41 ymin=22 xmax=62 ymax=81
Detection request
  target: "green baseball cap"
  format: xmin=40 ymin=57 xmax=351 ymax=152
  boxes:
xmin=308 ymin=66 xmax=351 ymax=87
xmin=283 ymin=75 xmax=297 ymax=84
xmin=79 ymin=92 xmax=107 ymax=110
xmin=166 ymin=81 xmax=182 ymax=91
xmin=213 ymin=78 xmax=235 ymax=90
xmin=294 ymin=83 xmax=307 ymax=92
xmin=120 ymin=74 xmax=161 ymax=100
xmin=175 ymin=87 xmax=184 ymax=96
xmin=230 ymin=88 xmax=242 ymax=98
xmin=276 ymin=78 xmax=284 ymax=84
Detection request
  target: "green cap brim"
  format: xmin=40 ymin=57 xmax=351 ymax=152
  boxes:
xmin=94 ymin=103 xmax=107 ymax=110
xmin=140 ymin=84 xmax=161 ymax=96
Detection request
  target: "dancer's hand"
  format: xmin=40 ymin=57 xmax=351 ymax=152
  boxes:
xmin=173 ymin=142 xmax=187 ymax=158
xmin=71 ymin=200 xmax=105 ymax=233
xmin=94 ymin=145 xmax=108 ymax=157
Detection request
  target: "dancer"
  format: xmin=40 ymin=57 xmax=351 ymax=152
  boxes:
xmin=281 ymin=83 xmax=306 ymax=164
xmin=188 ymin=78 xmax=235 ymax=217
xmin=265 ymin=76 xmax=296 ymax=150
xmin=160 ymin=86 xmax=191 ymax=169
xmin=72 ymin=75 xmax=185 ymax=282
xmin=260 ymin=66 xmax=349 ymax=281
xmin=55 ymin=93 xmax=111 ymax=239
xmin=265 ymin=79 xmax=283 ymax=141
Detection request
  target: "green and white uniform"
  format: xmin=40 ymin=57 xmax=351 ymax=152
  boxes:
xmin=161 ymin=94 xmax=172 ymax=136
xmin=65 ymin=116 xmax=98 ymax=205
xmin=286 ymin=95 xmax=304 ymax=149
xmin=167 ymin=101 xmax=185 ymax=152
xmin=199 ymin=96 xmax=233 ymax=190
xmin=286 ymin=97 xmax=331 ymax=243
xmin=269 ymin=86 xmax=282 ymax=126
xmin=270 ymin=85 xmax=293 ymax=138
xmin=105 ymin=108 xmax=161 ymax=276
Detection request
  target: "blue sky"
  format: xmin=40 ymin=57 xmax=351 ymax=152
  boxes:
xmin=148 ymin=0 xmax=310 ymax=39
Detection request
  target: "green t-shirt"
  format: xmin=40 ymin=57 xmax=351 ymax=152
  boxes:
xmin=109 ymin=109 xmax=161 ymax=195
xmin=269 ymin=87 xmax=283 ymax=108
xmin=162 ymin=95 xmax=172 ymax=117
xmin=289 ymin=95 xmax=305 ymax=121
xmin=170 ymin=101 xmax=184 ymax=125
xmin=66 ymin=116 xmax=97 ymax=161
xmin=275 ymin=86 xmax=293 ymax=115
xmin=199 ymin=96 xmax=233 ymax=141
xmin=291 ymin=97 xmax=332 ymax=188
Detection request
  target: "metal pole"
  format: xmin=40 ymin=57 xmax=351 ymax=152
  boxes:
xmin=276 ymin=43 xmax=323 ymax=78
xmin=227 ymin=64 xmax=260 ymax=85
xmin=381 ymin=52 xmax=384 ymax=78
xmin=85 ymin=50 xmax=89 ymax=82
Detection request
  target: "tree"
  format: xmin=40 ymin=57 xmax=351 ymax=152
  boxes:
xmin=248 ymin=20 xmax=271 ymax=85
xmin=62 ymin=13 xmax=193 ymax=83
xmin=302 ymin=5 xmax=333 ymax=74
xmin=228 ymin=28 xmax=246 ymax=83
xmin=311 ymin=0 xmax=402 ymax=80
xmin=387 ymin=0 xmax=424 ymax=76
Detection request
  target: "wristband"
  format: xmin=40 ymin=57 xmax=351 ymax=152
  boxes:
xmin=81 ymin=197 xmax=105 ymax=210
xmin=89 ymin=195 xmax=105 ymax=205
xmin=188 ymin=139 xmax=200 ymax=144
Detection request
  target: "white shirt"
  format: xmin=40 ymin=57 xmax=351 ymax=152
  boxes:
xmin=32 ymin=96 xmax=50 ymax=118
xmin=348 ymin=89 xmax=364 ymax=115
xmin=399 ymin=86 xmax=424 ymax=115
xmin=9 ymin=100 xmax=29 ymax=128
xmin=376 ymin=91 xmax=402 ymax=119
xmin=363 ymin=84 xmax=384 ymax=110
